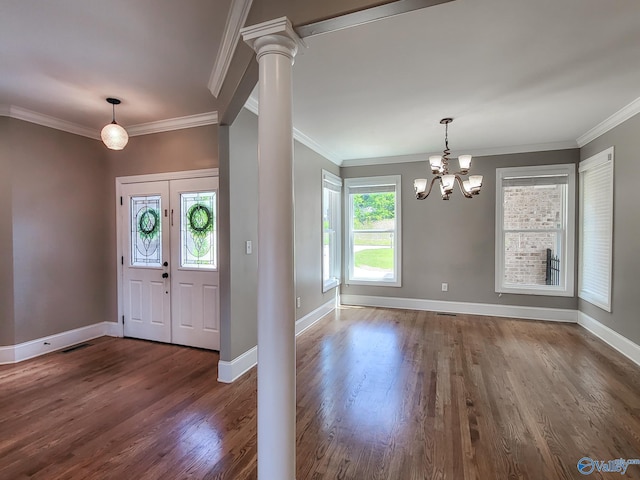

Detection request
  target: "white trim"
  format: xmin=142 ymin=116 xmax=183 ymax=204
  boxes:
xmin=0 ymin=105 xmax=100 ymax=140
xmin=0 ymin=104 xmax=218 ymax=140
xmin=577 ymin=96 xmax=640 ymax=147
xmin=116 ymin=168 xmax=219 ymax=185
xmin=344 ymin=175 xmax=402 ymax=287
xmin=218 ymin=346 xmax=258 ymax=383
xmin=295 ymin=298 xmax=336 ymax=336
xmin=127 ymin=112 xmax=218 ymax=136
xmin=243 ymin=99 xmax=341 ymax=165
xmin=208 ymin=0 xmax=254 ymax=97
xmin=495 ymin=163 xmax=576 ymax=297
xmin=340 ymin=141 xmax=578 ymax=168
xmin=0 ymin=322 xmax=117 ymax=365
xmin=240 ymin=16 xmax=307 ymax=52
xmin=104 ymin=321 xmax=122 ymax=337
xmin=578 ymin=312 xmax=640 ymax=367
xmin=217 ymin=298 xmax=337 ymax=383
xmin=340 ymin=294 xmax=578 ymax=323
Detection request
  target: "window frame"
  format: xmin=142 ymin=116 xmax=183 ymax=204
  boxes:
xmin=495 ymin=164 xmax=576 ymax=296
xmin=322 ymin=170 xmax=342 ymax=293
xmin=578 ymin=147 xmax=614 ymax=312
xmin=344 ymin=175 xmax=402 ymax=287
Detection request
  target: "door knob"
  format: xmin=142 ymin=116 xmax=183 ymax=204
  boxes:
xmin=162 ymin=272 xmax=169 ymax=279
xmin=163 ymin=261 xmax=168 ymax=267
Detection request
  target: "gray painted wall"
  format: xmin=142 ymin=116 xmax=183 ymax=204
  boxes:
xmin=294 ymin=140 xmax=341 ymax=317
xmin=0 ymin=118 xmax=15 ymax=346
xmin=580 ymin=113 xmax=640 ymax=346
xmin=224 ymin=109 xmax=259 ymax=361
xmin=221 ymin=108 xmax=340 ymax=361
xmin=341 ymin=149 xmax=580 ymax=310
xmin=5 ymin=118 xmax=109 ymax=344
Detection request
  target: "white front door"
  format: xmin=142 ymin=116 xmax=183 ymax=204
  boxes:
xmin=122 ymin=181 xmax=172 ymax=343
xmin=170 ymin=177 xmax=220 ymax=350
xmin=120 ymin=176 xmax=219 ymax=350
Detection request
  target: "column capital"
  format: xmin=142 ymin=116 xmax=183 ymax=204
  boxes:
xmin=241 ymin=16 xmax=306 ymax=60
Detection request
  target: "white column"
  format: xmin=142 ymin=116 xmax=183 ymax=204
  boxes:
xmin=241 ymin=18 xmax=304 ymax=480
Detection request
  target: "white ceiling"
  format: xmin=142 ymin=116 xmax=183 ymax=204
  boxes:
xmin=0 ymin=0 xmax=231 ymax=130
xmin=2 ymin=0 xmax=640 ymax=163
xmin=285 ymin=0 xmax=640 ymax=162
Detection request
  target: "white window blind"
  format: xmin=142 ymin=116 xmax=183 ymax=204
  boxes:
xmin=579 ymin=147 xmax=614 ymax=311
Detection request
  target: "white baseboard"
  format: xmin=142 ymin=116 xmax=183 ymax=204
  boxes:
xmin=295 ymin=298 xmax=336 ymax=336
xmin=578 ymin=312 xmax=640 ymax=367
xmin=217 ymin=297 xmax=338 ymax=383
xmin=340 ymin=294 xmax=578 ymax=323
xmin=0 ymin=322 xmax=116 ymax=365
xmin=218 ymin=346 xmax=258 ymax=383
xmin=104 ymin=321 xmax=122 ymax=337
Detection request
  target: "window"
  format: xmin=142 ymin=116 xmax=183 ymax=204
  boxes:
xmin=495 ymin=164 xmax=575 ymax=296
xmin=322 ymin=170 xmax=342 ymax=292
xmin=579 ymin=147 xmax=613 ymax=311
xmin=345 ymin=175 xmax=401 ymax=286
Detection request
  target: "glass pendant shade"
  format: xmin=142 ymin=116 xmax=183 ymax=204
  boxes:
xmin=469 ymin=175 xmax=483 ymax=192
xmin=458 ymin=155 xmax=472 ymax=171
xmin=101 ymin=121 xmax=129 ymax=150
xmin=429 ymin=155 xmax=443 ymax=173
xmin=414 ymin=178 xmax=428 ymax=195
xmin=442 ymin=174 xmax=455 ymax=193
xmin=462 ymin=179 xmax=472 ymax=194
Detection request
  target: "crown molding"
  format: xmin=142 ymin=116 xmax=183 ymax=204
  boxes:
xmin=340 ymin=141 xmax=578 ymax=168
xmin=577 ymin=96 xmax=640 ymax=147
xmin=243 ymin=96 xmax=341 ymax=166
xmin=0 ymin=104 xmax=100 ymax=139
xmin=208 ymin=0 xmax=254 ymax=98
xmin=127 ymin=111 xmax=218 ymax=136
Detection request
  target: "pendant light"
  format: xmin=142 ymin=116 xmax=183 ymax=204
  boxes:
xmin=101 ymin=97 xmax=129 ymax=150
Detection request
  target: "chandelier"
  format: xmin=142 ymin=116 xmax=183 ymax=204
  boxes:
xmin=414 ymin=118 xmax=482 ymax=200
xmin=101 ymin=97 xmax=129 ymax=150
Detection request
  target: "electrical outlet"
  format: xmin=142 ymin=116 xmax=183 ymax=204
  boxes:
xmin=245 ymin=240 xmax=252 ymax=255
xmin=296 ymin=297 xmax=301 ymax=308
xmin=441 ymin=282 xmax=449 ymax=292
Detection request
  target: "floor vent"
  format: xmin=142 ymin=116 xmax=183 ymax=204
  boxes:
xmin=61 ymin=343 xmax=92 ymax=353
xmin=436 ymin=312 xmax=457 ymax=317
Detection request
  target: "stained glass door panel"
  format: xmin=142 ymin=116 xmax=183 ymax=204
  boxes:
xmin=180 ymin=191 xmax=217 ymax=269
xmin=130 ymin=195 xmax=162 ymax=267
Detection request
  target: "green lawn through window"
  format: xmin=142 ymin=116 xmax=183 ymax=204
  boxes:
xmin=354 ymin=248 xmax=393 ymax=270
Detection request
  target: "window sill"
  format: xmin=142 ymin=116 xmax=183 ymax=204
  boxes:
xmin=347 ymin=278 xmax=401 ymax=288
xmin=496 ymin=285 xmax=574 ymax=297
xmin=323 ymin=279 xmax=340 ymax=293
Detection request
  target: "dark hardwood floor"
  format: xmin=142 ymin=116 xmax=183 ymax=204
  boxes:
xmin=1 ymin=307 xmax=639 ymax=479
